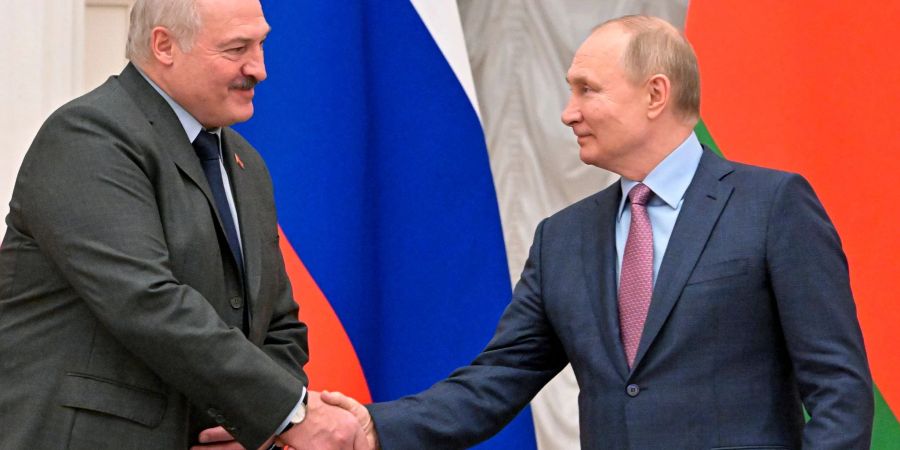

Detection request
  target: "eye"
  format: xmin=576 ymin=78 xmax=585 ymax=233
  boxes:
xmin=570 ymin=83 xmax=593 ymax=95
xmin=225 ymin=46 xmax=247 ymax=55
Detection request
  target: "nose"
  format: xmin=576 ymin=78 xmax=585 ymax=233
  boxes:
xmin=243 ymin=44 xmax=267 ymax=82
xmin=561 ymin=95 xmax=581 ymax=127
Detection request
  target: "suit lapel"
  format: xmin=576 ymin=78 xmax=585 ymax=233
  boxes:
xmin=119 ymin=64 xmax=254 ymax=328
xmin=582 ymin=184 xmax=630 ymax=380
xmin=118 ymin=65 xmax=214 ymax=207
xmin=117 ymin=64 xmax=230 ymax=239
xmin=629 ymin=150 xmax=735 ymax=374
xmin=220 ymin=131 xmax=263 ymax=319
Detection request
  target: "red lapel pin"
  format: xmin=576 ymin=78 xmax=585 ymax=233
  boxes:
xmin=234 ymin=153 xmax=245 ymax=169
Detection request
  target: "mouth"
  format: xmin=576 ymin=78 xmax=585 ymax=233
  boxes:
xmin=229 ymin=76 xmax=259 ymax=101
xmin=231 ymin=87 xmax=255 ymax=100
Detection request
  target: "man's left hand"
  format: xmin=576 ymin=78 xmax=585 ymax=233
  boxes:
xmin=190 ymin=426 xmax=245 ymax=450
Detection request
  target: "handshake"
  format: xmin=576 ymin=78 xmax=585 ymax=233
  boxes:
xmin=191 ymin=391 xmax=376 ymax=450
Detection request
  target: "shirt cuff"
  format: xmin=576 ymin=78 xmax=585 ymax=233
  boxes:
xmin=275 ymin=385 xmax=308 ymax=435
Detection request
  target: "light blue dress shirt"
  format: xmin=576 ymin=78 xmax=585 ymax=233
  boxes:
xmin=616 ymin=132 xmax=703 ymax=287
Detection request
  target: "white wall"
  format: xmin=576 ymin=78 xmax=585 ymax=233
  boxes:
xmin=0 ymin=0 xmax=132 ymax=239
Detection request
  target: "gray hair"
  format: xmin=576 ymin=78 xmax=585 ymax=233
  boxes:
xmin=125 ymin=0 xmax=202 ymax=63
xmin=597 ymin=15 xmax=701 ymax=120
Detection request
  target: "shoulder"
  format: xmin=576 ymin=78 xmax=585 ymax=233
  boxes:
xmin=698 ymin=150 xmax=813 ymax=200
xmin=39 ymin=76 xmax=149 ymax=147
xmin=20 ymin=76 xmax=167 ymax=185
xmin=539 ymin=182 xmax=618 ymax=233
xmin=717 ymin=156 xmax=816 ymax=204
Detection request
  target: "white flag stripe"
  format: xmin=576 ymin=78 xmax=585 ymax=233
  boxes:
xmin=409 ymin=0 xmax=482 ymax=121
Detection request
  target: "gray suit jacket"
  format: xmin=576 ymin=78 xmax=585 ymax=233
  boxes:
xmin=0 ymin=64 xmax=308 ymax=449
xmin=368 ymin=150 xmax=873 ymax=449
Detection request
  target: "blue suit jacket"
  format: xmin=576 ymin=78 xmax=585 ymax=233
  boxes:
xmin=368 ymin=149 xmax=873 ymax=449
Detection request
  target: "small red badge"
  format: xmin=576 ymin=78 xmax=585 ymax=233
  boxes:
xmin=234 ymin=153 xmax=245 ymax=169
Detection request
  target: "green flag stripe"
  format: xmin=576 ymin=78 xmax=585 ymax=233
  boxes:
xmin=872 ymin=384 xmax=900 ymax=448
xmin=693 ymin=119 xmax=900 ymax=449
xmin=694 ymin=119 xmax=722 ymax=157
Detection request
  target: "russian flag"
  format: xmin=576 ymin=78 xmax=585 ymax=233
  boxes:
xmin=236 ymin=1 xmax=537 ymax=448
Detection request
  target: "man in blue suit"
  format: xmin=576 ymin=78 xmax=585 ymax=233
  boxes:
xmin=324 ymin=15 xmax=873 ymax=449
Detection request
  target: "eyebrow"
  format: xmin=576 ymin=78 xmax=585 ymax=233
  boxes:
xmin=566 ymin=74 xmax=587 ymax=85
xmin=221 ymin=28 xmax=271 ymax=47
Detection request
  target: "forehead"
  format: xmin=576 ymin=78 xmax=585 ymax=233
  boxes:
xmin=567 ymin=26 xmax=629 ymax=82
xmin=197 ymin=0 xmax=270 ymax=39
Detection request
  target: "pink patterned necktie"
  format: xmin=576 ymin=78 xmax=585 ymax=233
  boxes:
xmin=618 ymin=183 xmax=654 ymax=368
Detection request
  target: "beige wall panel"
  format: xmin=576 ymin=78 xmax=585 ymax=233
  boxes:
xmin=84 ymin=0 xmax=133 ymax=91
xmin=1 ymin=0 xmax=132 ymax=238
xmin=0 ymin=0 xmax=84 ymax=238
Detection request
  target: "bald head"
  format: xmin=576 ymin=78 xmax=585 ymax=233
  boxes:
xmin=593 ymin=15 xmax=700 ymax=121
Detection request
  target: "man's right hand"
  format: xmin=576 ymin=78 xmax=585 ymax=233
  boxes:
xmin=276 ymin=391 xmax=368 ymax=450
xmin=320 ymin=390 xmax=379 ymax=450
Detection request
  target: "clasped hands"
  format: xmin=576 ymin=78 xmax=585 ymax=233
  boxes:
xmin=190 ymin=391 xmax=377 ymax=450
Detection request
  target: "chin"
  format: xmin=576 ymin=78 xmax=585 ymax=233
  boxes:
xmin=579 ymin=147 xmax=600 ymax=166
xmin=236 ymin=106 xmax=255 ymax=123
xmin=579 ymin=150 xmax=612 ymax=171
xmin=223 ymin=110 xmax=255 ymax=126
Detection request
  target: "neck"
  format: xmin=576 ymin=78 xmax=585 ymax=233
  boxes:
xmin=619 ymin=124 xmax=694 ymax=181
xmin=133 ymin=60 xmax=182 ymax=105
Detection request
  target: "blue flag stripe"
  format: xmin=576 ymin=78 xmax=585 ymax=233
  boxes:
xmin=237 ymin=1 xmax=537 ymax=448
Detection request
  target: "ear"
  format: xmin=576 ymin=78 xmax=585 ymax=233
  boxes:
xmin=646 ymin=74 xmax=671 ymax=120
xmin=150 ymin=26 xmax=177 ymax=66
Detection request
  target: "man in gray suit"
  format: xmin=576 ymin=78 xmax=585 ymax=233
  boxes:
xmin=323 ymin=15 xmax=874 ymax=449
xmin=0 ymin=0 xmax=364 ymax=449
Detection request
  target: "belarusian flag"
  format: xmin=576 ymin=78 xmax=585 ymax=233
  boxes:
xmin=687 ymin=2 xmax=900 ymax=447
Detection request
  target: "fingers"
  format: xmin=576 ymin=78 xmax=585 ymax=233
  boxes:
xmin=321 ymin=390 xmax=362 ymax=415
xmin=279 ymin=398 xmax=360 ymax=449
xmin=322 ymin=391 xmax=370 ymax=431
xmin=189 ymin=443 xmax=244 ymax=450
xmin=198 ymin=426 xmax=236 ymax=443
xmin=189 ymin=426 xmax=243 ymax=450
xmin=321 ymin=391 xmax=378 ymax=450
xmin=352 ymin=423 xmax=371 ymax=450
xmin=366 ymin=427 xmax=380 ymax=450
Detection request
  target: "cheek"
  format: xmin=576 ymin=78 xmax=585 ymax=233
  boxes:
xmin=582 ymin=99 xmax=613 ymax=124
xmin=198 ymin=63 xmax=238 ymax=91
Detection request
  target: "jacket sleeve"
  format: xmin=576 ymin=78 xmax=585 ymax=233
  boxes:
xmin=766 ymin=173 xmax=873 ymax=449
xmin=367 ymin=219 xmax=568 ymax=449
xmin=260 ymin=234 xmax=310 ymax=386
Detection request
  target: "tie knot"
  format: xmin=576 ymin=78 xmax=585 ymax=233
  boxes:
xmin=193 ymin=131 xmax=220 ymax=161
xmin=628 ymin=183 xmax=652 ymax=206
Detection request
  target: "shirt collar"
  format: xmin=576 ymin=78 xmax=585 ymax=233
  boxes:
xmin=135 ymin=67 xmax=221 ymax=144
xmin=616 ymin=132 xmax=703 ymax=222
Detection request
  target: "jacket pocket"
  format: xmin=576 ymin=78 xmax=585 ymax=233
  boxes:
xmin=59 ymin=372 xmax=167 ymax=428
xmin=686 ymin=258 xmax=749 ymax=285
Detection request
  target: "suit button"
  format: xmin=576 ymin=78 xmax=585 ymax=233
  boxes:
xmin=626 ymin=384 xmax=640 ymax=397
xmin=215 ymin=415 xmax=226 ymax=424
xmin=229 ymin=296 xmax=243 ymax=309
